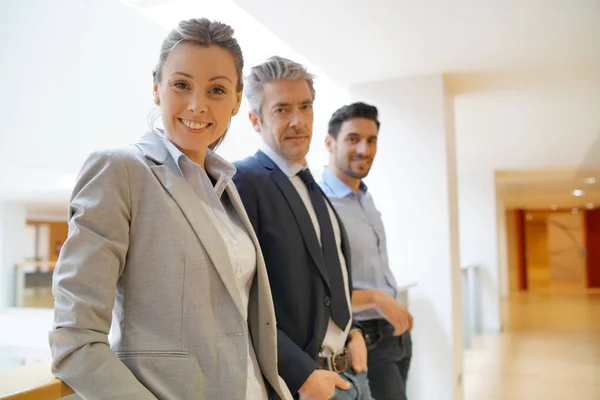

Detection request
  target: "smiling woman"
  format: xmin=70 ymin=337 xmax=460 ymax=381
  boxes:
xmin=150 ymin=20 xmax=245 ymax=168
xmin=48 ymin=18 xmax=292 ymax=400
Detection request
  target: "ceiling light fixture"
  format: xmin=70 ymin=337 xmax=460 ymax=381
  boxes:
xmin=572 ymin=208 xmax=580 ymax=214
xmin=572 ymin=189 xmax=585 ymax=197
xmin=550 ymin=204 xmax=558 ymax=211
xmin=585 ymin=177 xmax=596 ymax=184
xmin=587 ymin=203 xmax=595 ymax=210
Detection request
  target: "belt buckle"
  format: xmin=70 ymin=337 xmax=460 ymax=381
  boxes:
xmin=328 ymin=351 xmax=349 ymax=373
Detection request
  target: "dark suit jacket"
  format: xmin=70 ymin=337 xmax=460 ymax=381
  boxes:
xmin=233 ymin=150 xmax=354 ymax=395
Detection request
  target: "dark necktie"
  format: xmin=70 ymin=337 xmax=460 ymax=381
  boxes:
xmin=296 ymin=168 xmax=350 ymax=329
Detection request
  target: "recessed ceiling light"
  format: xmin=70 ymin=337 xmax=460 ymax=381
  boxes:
xmin=572 ymin=189 xmax=585 ymax=197
xmin=526 ymin=214 xmax=533 ymax=221
xmin=587 ymin=203 xmax=595 ymax=210
xmin=572 ymin=208 xmax=580 ymax=214
xmin=585 ymin=177 xmax=596 ymax=184
xmin=550 ymin=204 xmax=558 ymax=210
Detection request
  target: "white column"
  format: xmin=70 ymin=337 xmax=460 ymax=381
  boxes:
xmin=351 ymin=75 xmax=463 ymax=400
xmin=456 ymin=171 xmax=501 ymax=332
xmin=0 ymin=203 xmax=27 ymax=311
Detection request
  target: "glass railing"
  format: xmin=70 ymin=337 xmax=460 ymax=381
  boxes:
xmin=462 ymin=264 xmax=482 ymax=348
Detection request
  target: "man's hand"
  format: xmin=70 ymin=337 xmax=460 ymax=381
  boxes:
xmin=374 ymin=291 xmax=413 ymax=336
xmin=298 ymin=369 xmax=350 ymax=400
xmin=347 ymin=329 xmax=368 ymax=372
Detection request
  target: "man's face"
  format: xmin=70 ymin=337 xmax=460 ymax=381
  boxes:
xmin=249 ymin=79 xmax=314 ymax=164
xmin=328 ymin=117 xmax=379 ymax=179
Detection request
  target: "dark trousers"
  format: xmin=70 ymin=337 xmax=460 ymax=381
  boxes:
xmin=359 ymin=319 xmax=412 ymax=400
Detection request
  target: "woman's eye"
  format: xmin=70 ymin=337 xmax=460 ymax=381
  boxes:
xmin=210 ymin=87 xmax=225 ymax=95
xmin=174 ymin=81 xmax=189 ymax=90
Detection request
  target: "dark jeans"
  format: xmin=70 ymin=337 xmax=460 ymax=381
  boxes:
xmin=359 ymin=319 xmax=412 ymax=400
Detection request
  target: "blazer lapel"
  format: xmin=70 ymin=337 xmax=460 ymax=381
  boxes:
xmin=255 ymin=151 xmax=331 ymax=289
xmin=137 ymin=132 xmax=245 ymax=317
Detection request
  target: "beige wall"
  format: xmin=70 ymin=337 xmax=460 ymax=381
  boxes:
xmin=525 ymin=213 xmax=551 ymax=289
xmin=547 ymin=213 xmax=586 ymax=285
xmin=506 ymin=211 xmax=587 ymax=291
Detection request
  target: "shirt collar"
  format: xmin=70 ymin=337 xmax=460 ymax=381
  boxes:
xmin=321 ymin=167 xmax=368 ymax=198
xmin=260 ymin=142 xmax=306 ymax=177
xmin=155 ymin=129 xmax=237 ymax=182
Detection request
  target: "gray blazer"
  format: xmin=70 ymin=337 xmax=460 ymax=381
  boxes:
xmin=49 ymin=132 xmax=292 ymax=400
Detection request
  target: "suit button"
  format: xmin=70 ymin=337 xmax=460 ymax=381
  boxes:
xmin=323 ymin=296 xmax=331 ymax=307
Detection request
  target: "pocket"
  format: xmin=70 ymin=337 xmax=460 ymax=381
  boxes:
xmin=115 ymin=350 xmax=189 ymax=358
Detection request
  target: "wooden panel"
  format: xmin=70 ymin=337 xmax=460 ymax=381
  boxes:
xmin=584 ymin=209 xmax=600 ymax=288
xmin=515 ymin=209 xmax=528 ymax=290
xmin=48 ymin=222 xmax=68 ymax=262
xmin=547 ymin=212 xmax=586 ymax=286
xmin=1 ymin=381 xmax=74 ymax=400
xmin=0 ymin=362 xmax=74 ymax=400
xmin=25 ymin=221 xmax=68 ymax=261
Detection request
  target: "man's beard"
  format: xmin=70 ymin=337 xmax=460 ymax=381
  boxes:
xmin=339 ymin=155 xmax=371 ymax=179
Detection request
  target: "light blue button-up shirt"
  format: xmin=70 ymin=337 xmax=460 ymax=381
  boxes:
xmin=319 ymin=168 xmax=398 ymax=322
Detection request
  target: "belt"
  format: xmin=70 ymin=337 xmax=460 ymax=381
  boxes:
xmin=316 ymin=350 xmax=351 ymax=373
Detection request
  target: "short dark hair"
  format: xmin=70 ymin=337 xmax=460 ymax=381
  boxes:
xmin=328 ymin=102 xmax=381 ymax=139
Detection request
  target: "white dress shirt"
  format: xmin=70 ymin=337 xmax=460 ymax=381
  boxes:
xmin=159 ymin=132 xmax=268 ymax=400
xmin=260 ymin=144 xmax=352 ymax=356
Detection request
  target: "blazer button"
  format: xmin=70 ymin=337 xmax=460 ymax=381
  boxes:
xmin=323 ymin=296 xmax=331 ymax=307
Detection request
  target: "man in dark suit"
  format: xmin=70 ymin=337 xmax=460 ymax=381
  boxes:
xmin=233 ymin=56 xmax=372 ymax=400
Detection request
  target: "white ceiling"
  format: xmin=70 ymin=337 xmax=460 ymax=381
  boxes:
xmin=3 ymin=0 xmax=600 ymax=217
xmin=231 ymin=0 xmax=600 ymax=210
xmin=496 ymin=170 xmax=600 ymax=209
xmin=232 ymin=0 xmax=600 ymax=86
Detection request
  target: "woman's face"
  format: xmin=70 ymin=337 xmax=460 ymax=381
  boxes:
xmin=154 ymin=42 xmax=242 ymax=155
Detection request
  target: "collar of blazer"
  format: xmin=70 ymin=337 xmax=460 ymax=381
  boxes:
xmin=254 ymin=149 xmax=354 ymax=293
xmin=254 ymin=150 xmax=336 ymax=292
xmin=134 ymin=131 xmax=247 ymax=318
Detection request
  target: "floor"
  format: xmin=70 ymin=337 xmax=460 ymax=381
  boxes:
xmin=464 ymin=288 xmax=600 ymax=400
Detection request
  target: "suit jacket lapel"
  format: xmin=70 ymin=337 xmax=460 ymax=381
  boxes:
xmin=137 ymin=132 xmax=245 ymax=317
xmin=255 ymin=151 xmax=331 ymax=289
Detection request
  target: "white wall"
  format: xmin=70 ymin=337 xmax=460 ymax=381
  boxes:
xmin=0 ymin=204 xmax=27 ymax=310
xmin=0 ymin=0 xmax=167 ymax=202
xmin=352 ymin=74 xmax=463 ymax=400
xmin=455 ymin=170 xmax=501 ymax=331
xmin=0 ymin=0 xmax=351 ymax=205
xmin=449 ymin=71 xmax=600 ymax=171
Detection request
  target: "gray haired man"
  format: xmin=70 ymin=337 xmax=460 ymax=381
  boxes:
xmin=233 ymin=57 xmax=373 ymax=400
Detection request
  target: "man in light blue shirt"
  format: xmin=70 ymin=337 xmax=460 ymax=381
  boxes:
xmin=319 ymin=102 xmax=413 ymax=400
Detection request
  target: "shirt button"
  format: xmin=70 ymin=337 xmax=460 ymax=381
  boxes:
xmin=323 ymin=296 xmax=331 ymax=307
xmin=232 ymin=239 xmax=239 ymax=246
